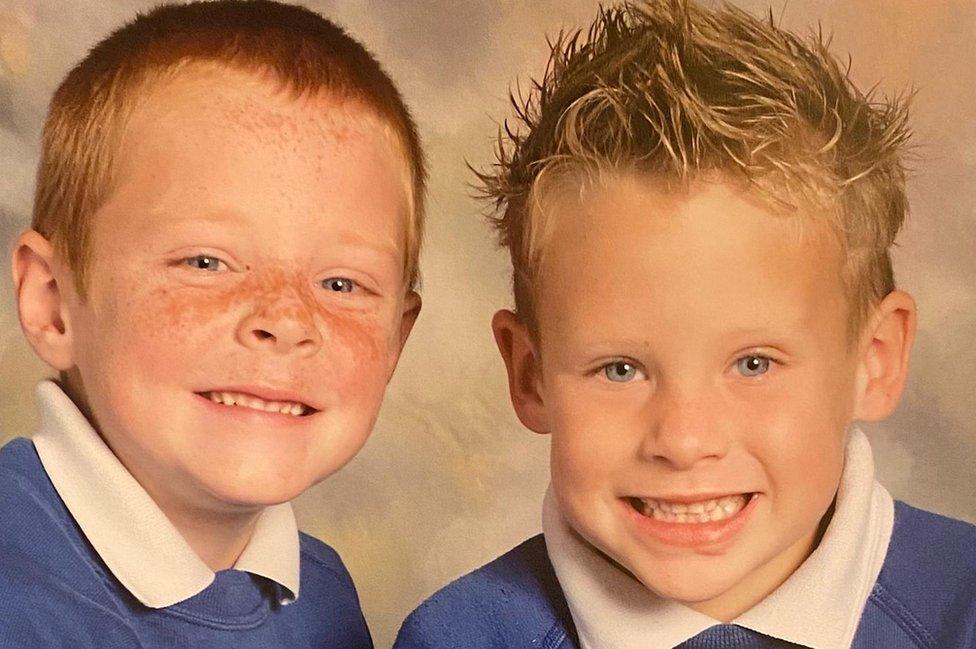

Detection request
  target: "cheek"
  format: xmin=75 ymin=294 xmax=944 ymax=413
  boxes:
xmin=549 ymin=379 xmax=634 ymax=491
xmin=76 ymin=279 xmax=204 ymax=375
xmin=315 ymin=309 xmax=390 ymax=387
xmin=746 ymin=377 xmax=851 ymax=508
xmin=118 ymin=284 xmax=234 ymax=362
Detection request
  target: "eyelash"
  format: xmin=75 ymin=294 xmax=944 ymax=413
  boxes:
xmin=179 ymin=256 xmax=363 ymax=295
xmin=733 ymin=353 xmax=779 ymax=378
xmin=596 ymin=354 xmax=780 ymax=384
xmin=599 ymin=359 xmax=648 ymax=384
xmin=182 ymin=255 xmax=228 ymax=272
xmin=321 ymin=277 xmax=359 ymax=293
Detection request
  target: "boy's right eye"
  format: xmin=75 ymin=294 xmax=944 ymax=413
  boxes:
xmin=183 ymin=255 xmax=227 ymax=272
xmin=602 ymin=360 xmax=646 ymax=383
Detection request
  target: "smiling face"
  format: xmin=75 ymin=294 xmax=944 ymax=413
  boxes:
xmin=526 ymin=174 xmax=864 ymax=618
xmin=55 ymin=66 xmax=417 ymax=513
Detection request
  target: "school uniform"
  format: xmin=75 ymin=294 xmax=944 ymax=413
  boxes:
xmin=395 ymin=429 xmax=976 ymax=648
xmin=0 ymin=381 xmax=372 ymax=648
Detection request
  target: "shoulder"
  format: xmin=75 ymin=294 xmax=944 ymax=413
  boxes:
xmin=292 ymin=532 xmax=372 ymax=648
xmin=0 ymin=438 xmax=86 ymax=572
xmin=0 ymin=437 xmax=42 ymax=489
xmin=862 ymin=501 xmax=976 ymax=648
xmin=0 ymin=437 xmax=63 ymax=527
xmin=0 ymin=439 xmax=140 ymax=638
xmin=298 ymin=531 xmax=357 ymax=589
xmin=0 ymin=541 xmax=141 ymax=646
xmin=395 ymin=535 xmax=576 ymax=649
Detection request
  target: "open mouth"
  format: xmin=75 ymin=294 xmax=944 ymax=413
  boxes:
xmin=627 ymin=493 xmax=756 ymax=524
xmin=196 ymin=391 xmax=317 ymax=417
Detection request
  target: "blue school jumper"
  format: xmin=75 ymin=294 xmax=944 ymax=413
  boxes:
xmin=0 ymin=438 xmax=372 ymax=648
xmin=395 ymin=502 xmax=976 ymax=648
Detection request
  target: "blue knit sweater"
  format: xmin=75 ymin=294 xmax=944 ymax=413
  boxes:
xmin=0 ymin=438 xmax=372 ymax=648
xmin=395 ymin=503 xmax=976 ymax=648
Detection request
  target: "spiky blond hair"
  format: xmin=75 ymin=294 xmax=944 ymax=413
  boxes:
xmin=478 ymin=0 xmax=911 ymax=336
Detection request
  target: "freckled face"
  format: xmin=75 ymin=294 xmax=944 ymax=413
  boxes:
xmin=62 ymin=67 xmax=415 ymax=511
xmin=535 ymin=176 xmax=858 ymax=618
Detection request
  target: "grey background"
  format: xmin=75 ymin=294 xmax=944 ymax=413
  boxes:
xmin=1 ymin=1 xmax=973 ymax=645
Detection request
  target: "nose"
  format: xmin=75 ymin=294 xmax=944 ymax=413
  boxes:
xmin=236 ymin=299 xmax=322 ymax=357
xmin=638 ymin=385 xmax=731 ymax=470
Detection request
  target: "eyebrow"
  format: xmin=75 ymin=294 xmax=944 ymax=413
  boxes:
xmin=329 ymin=230 xmax=401 ymax=260
xmin=152 ymin=210 xmax=402 ymax=260
xmin=576 ymin=338 xmax=652 ymax=351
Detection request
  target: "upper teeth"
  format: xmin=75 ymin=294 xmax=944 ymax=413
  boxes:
xmin=633 ymin=495 xmax=749 ymax=523
xmin=207 ymin=391 xmax=308 ymax=417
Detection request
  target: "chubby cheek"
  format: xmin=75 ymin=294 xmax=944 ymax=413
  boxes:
xmin=548 ymin=377 xmax=633 ymax=501
xmin=313 ymin=309 xmax=391 ymax=401
xmin=747 ymin=378 xmax=851 ymax=522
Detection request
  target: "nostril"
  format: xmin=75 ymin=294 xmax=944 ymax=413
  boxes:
xmin=253 ymin=329 xmax=275 ymax=342
xmin=238 ymin=317 xmax=319 ymax=354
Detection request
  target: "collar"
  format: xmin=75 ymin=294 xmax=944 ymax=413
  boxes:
xmin=543 ymin=427 xmax=895 ymax=649
xmin=31 ymin=380 xmax=301 ymax=609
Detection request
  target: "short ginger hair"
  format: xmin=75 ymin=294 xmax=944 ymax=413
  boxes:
xmin=478 ymin=0 xmax=912 ymax=336
xmin=33 ymin=0 xmax=426 ymax=296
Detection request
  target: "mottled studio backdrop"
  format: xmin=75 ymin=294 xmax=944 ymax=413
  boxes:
xmin=1 ymin=0 xmax=974 ymax=645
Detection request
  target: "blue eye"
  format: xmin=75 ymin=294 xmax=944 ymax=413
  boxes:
xmin=604 ymin=361 xmax=641 ymax=383
xmin=736 ymin=355 xmax=770 ymax=377
xmin=322 ymin=277 xmax=357 ymax=293
xmin=184 ymin=255 xmax=226 ymax=272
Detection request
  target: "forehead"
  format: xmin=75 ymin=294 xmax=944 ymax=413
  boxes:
xmin=535 ymin=173 xmax=849 ymax=340
xmin=89 ymin=64 xmax=411 ymax=249
xmin=118 ymin=63 xmax=406 ymax=169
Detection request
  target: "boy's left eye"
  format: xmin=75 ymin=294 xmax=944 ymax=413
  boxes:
xmin=603 ymin=360 xmax=646 ymax=383
xmin=321 ymin=277 xmax=357 ymax=293
xmin=183 ymin=255 xmax=227 ymax=272
xmin=736 ymin=355 xmax=771 ymax=377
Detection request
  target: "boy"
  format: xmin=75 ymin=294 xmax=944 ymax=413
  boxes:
xmin=396 ymin=1 xmax=975 ymax=648
xmin=2 ymin=1 xmax=424 ymax=646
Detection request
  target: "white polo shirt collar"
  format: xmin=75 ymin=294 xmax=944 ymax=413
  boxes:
xmin=544 ymin=427 xmax=895 ymax=649
xmin=31 ymin=380 xmax=301 ymax=609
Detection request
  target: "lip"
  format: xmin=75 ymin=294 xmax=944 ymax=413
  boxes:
xmin=195 ymin=385 xmax=320 ymax=411
xmin=621 ymin=492 xmax=760 ymax=549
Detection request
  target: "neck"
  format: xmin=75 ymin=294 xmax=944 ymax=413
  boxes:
xmin=159 ymin=501 xmax=264 ymax=571
xmin=122 ymin=460 xmax=265 ymax=571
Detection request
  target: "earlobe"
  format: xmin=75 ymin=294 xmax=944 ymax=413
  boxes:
xmin=11 ymin=230 xmax=75 ymax=371
xmin=398 ymin=290 xmax=422 ymax=348
xmin=853 ymin=290 xmax=917 ymax=421
xmin=385 ymin=289 xmax=422 ymax=381
xmin=491 ymin=309 xmax=549 ymax=434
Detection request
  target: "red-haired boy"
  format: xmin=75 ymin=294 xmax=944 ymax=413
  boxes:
xmin=3 ymin=2 xmax=424 ymax=646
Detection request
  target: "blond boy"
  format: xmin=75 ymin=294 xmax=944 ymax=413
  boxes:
xmin=2 ymin=1 xmax=423 ymax=645
xmin=396 ymin=2 xmax=975 ymax=647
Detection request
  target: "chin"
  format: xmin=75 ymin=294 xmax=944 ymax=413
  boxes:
xmin=642 ymin=572 xmax=735 ymax=605
xmin=625 ymin=554 xmax=747 ymax=606
xmin=198 ymin=470 xmax=315 ymax=509
xmin=184 ymin=449 xmax=326 ymax=509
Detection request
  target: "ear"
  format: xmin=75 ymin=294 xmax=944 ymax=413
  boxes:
xmin=853 ymin=290 xmax=917 ymax=421
xmin=10 ymin=230 xmax=77 ymax=371
xmin=386 ymin=289 xmax=422 ymax=380
xmin=491 ymin=309 xmax=549 ymax=434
